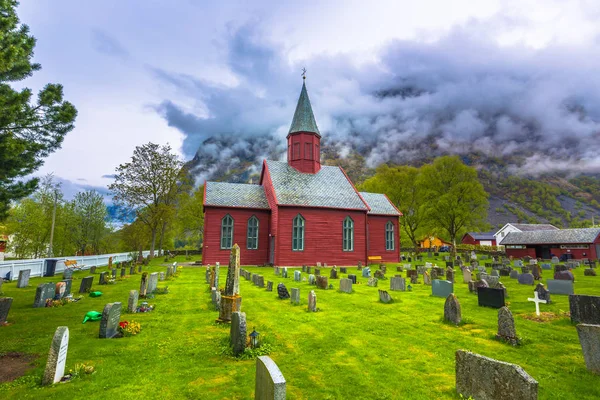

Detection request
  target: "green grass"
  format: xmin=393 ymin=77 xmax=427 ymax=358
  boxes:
xmin=0 ymin=256 xmax=599 ymax=399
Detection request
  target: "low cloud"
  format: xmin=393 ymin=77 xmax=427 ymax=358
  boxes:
xmin=91 ymin=29 xmax=129 ymax=59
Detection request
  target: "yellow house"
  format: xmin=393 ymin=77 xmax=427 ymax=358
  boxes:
xmin=419 ymin=236 xmax=452 ymax=248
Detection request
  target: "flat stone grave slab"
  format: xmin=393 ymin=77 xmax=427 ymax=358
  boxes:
xmin=432 ymin=280 xmax=453 ymax=298
xmin=477 ymin=287 xmax=505 ymax=308
xmin=547 ymin=279 xmax=574 ymax=295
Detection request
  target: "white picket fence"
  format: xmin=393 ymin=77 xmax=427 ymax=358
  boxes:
xmin=0 ymin=251 xmax=152 ymax=280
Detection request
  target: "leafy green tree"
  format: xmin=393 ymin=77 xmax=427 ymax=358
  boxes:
xmin=109 ymin=143 xmax=183 ymax=257
xmin=173 ymin=184 xmax=205 ymax=249
xmin=0 ymin=0 xmax=77 ymax=219
xmin=359 ymin=165 xmax=427 ymax=250
xmin=71 ymin=190 xmax=107 ymax=255
xmin=418 ymin=156 xmax=489 ymax=258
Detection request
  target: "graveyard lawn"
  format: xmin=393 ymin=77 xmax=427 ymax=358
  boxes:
xmin=1 ymin=257 xmax=600 ymax=399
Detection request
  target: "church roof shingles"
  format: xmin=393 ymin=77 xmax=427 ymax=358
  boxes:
xmin=358 ymin=192 xmax=401 ymax=216
xmin=288 ymin=81 xmax=320 ymax=136
xmin=204 ymin=182 xmax=269 ymax=209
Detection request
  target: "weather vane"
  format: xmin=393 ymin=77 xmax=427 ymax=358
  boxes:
xmin=301 ymin=67 xmax=307 ymax=79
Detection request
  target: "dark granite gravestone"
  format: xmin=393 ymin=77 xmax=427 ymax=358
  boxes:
xmin=99 ymin=271 xmax=108 ymax=285
xmin=477 ymin=287 xmax=505 ymax=308
xmin=330 ymin=268 xmax=338 ymax=279
xmin=99 ymin=302 xmax=122 ymax=338
xmin=316 ymin=275 xmax=328 ymax=289
xmin=121 ymin=268 xmax=126 ymax=278
xmin=406 ymin=270 xmax=417 ymax=279
xmin=446 ymin=261 xmax=454 ymax=268
xmin=584 ymin=268 xmax=597 ymax=276
xmin=444 ymin=294 xmax=461 ymax=325
xmin=455 ymin=350 xmax=538 ymax=400
xmin=340 ymin=267 xmax=347 ymax=274
xmin=517 ymin=273 xmax=534 ymax=285
xmin=277 ymin=283 xmax=290 ymax=299
xmin=374 ymin=270 xmax=385 ymax=280
xmin=570 ymin=294 xmax=600 ymax=324
xmin=314 ymin=268 xmax=320 ymax=276
xmin=79 ymin=276 xmax=94 ymax=293
xmin=534 ymin=283 xmax=551 ymax=304
xmin=547 ymin=279 xmax=574 ymax=295
xmin=554 ymin=270 xmax=574 ymax=281
xmin=63 ymin=268 xmax=73 ymax=280
xmin=554 ymin=264 xmax=568 ymax=273
xmin=0 ymin=297 xmax=13 ymax=324
xmin=130 ymin=266 xmax=135 ymax=275
xmin=266 ymin=281 xmax=273 ymax=291
xmin=34 ymin=283 xmax=55 ymax=308
xmin=348 ymin=274 xmax=357 ymax=284
xmin=111 ymin=269 xmax=117 ymax=279
xmin=90 ymin=266 xmax=97 ymax=274
xmin=509 ymin=270 xmax=519 ymax=279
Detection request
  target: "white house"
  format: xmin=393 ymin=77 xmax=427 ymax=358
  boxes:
xmin=495 ymin=223 xmax=559 ymax=246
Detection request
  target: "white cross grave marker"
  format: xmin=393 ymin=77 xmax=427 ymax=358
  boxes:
xmin=527 ymin=291 xmax=547 ymax=316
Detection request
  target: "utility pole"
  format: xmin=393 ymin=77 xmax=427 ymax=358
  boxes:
xmin=47 ymin=189 xmax=58 ymax=258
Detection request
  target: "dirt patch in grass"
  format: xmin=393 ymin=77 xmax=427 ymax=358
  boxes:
xmin=0 ymin=352 xmax=38 ymax=383
xmin=521 ymin=311 xmax=568 ymax=323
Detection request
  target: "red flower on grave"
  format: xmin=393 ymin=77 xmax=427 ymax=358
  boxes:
xmin=119 ymin=321 xmax=129 ymax=329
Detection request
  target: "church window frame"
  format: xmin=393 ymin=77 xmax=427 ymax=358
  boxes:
xmin=221 ymin=214 xmax=234 ymax=249
xmin=293 ymin=142 xmax=300 ymax=160
xmin=292 ymin=214 xmax=305 ymax=251
xmin=247 ymin=216 xmax=259 ymax=250
xmin=385 ymin=221 xmax=395 ymax=251
xmin=343 ymin=216 xmax=354 ymax=251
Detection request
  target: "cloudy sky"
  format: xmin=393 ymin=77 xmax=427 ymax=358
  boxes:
xmin=17 ymin=0 xmax=600 ymax=196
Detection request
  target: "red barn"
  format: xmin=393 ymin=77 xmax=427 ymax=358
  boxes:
xmin=461 ymin=232 xmax=497 ymax=246
xmin=202 ymin=79 xmax=401 ymax=266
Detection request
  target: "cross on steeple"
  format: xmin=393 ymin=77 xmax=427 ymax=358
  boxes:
xmin=527 ymin=291 xmax=547 ymax=316
xmin=301 ymin=67 xmax=307 ymax=79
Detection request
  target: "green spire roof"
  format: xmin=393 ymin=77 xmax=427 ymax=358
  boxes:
xmin=288 ymin=80 xmax=320 ymax=136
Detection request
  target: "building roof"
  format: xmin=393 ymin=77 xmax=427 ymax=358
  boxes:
xmin=510 ymin=223 xmax=559 ymax=232
xmin=204 ymin=182 xmax=270 ymax=209
xmin=358 ymin=192 xmax=401 ymax=216
xmin=265 ymin=160 xmax=368 ymax=210
xmin=466 ymin=232 xmax=496 ymax=240
xmin=501 ymin=228 xmax=600 ymax=245
xmin=288 ymin=81 xmax=320 ymax=136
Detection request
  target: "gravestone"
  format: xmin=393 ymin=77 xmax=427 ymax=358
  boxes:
xmin=159 ymin=272 xmax=165 ymax=281
xmin=486 ymin=275 xmax=500 ymax=287
xmin=316 ymin=276 xmax=328 ymax=289
xmin=367 ymin=277 xmax=378 ymax=287
xmin=496 ymin=307 xmax=519 ymax=345
xmin=257 ymin=275 xmax=265 ymax=288
xmin=111 ymin=269 xmax=117 ymax=279
xmin=274 ymin=266 xmax=280 ymax=276
xmin=34 ymin=283 xmax=55 ymax=308
xmin=340 ymin=267 xmax=347 ymax=274
xmin=308 ymin=274 xmax=316 ymax=285
xmin=463 ymin=269 xmax=472 ymax=283
xmin=490 ymin=270 xmax=499 ymax=277
xmin=230 ymin=311 xmax=247 ymax=357
xmin=517 ymin=273 xmax=534 ymax=285
xmin=252 ymin=274 xmax=258 ymax=286
xmin=282 ymin=268 xmax=288 ymax=278
xmin=79 ymin=276 xmax=93 ymax=293
xmin=455 ymin=350 xmax=538 ymax=400
xmin=348 ymin=274 xmax=357 ymax=284
xmin=339 ymin=278 xmax=353 ymax=293
xmin=291 ymin=288 xmax=300 ymax=305
xmin=570 ymin=295 xmax=600 ymax=324
xmin=127 ymin=290 xmax=138 ymax=313
xmin=424 ymin=272 xmax=432 ymax=285
xmin=357 ymin=261 xmax=362 ymax=270
xmin=531 ymin=265 xmax=541 ymax=280
xmin=379 ymin=290 xmax=392 ymax=303
xmin=499 ymin=269 xmax=510 ymax=277
xmin=0 ymin=297 xmax=13 ymax=324
xmin=514 ymin=260 xmax=523 ymax=267
xmin=541 ymin=263 xmax=551 ymax=270
xmin=266 ymin=281 xmax=273 ymax=292
xmin=120 ymin=268 xmax=126 ymax=278
xmin=99 ymin=302 xmax=122 ymax=339
xmin=547 ymin=279 xmax=574 ymax=295
xmin=60 ymin=280 xmax=72 ymax=297
xmin=330 ymin=267 xmax=338 ymax=279
xmin=534 ymin=283 xmax=551 ymax=304
xmin=308 ymin=290 xmax=317 ymax=312
xmin=584 ymin=268 xmax=597 ymax=276
xmin=576 ymin=324 xmax=600 ymax=375
xmin=390 ymin=276 xmax=406 ymax=291
xmin=410 ymin=274 xmax=418 ymax=284
xmin=362 ymin=267 xmax=371 ymax=278
xmin=218 ymin=246 xmax=243 ymax=323
xmin=510 ymin=270 xmax=519 ymax=279
xmin=90 ymin=266 xmax=97 ymax=274
xmin=314 ymin=268 xmax=320 ymax=276
xmin=307 ymin=266 xmax=312 ymax=274
xmin=302 ymin=265 xmax=307 ymax=273
xmin=552 ymin=256 xmax=560 ymax=264
xmin=277 ymin=283 xmax=290 ymax=299
xmin=554 ymin=270 xmax=575 ymax=281
xmin=137 ymin=264 xmax=142 ymax=273
xmin=294 ymin=271 xmax=301 ymax=282
xmin=17 ymin=269 xmax=31 ymax=288
xmin=211 ymin=287 xmax=221 ymax=311
xmin=147 ymin=272 xmax=159 ymax=294
xmin=42 ymin=326 xmax=69 ymax=385
xmin=477 ymin=287 xmax=505 ymax=308
xmin=374 ymin=270 xmax=385 ymax=280
xmin=432 ymin=280 xmax=453 ymax=298
xmin=139 ymin=274 xmax=148 ymax=297
xmin=213 ymin=262 xmax=220 ymax=289
xmin=255 ymin=356 xmax=286 ymax=400
xmin=129 ymin=266 xmax=135 ymax=275
xmin=406 ymin=270 xmax=417 ymax=280
xmin=444 ymin=294 xmax=461 ymax=325
xmin=99 ymin=271 xmax=108 ymax=285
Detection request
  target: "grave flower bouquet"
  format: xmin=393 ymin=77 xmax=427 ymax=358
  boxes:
xmin=119 ymin=320 xmax=141 ymax=337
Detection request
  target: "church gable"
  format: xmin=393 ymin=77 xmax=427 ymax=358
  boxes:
xmin=264 ymin=160 xmax=368 ymax=210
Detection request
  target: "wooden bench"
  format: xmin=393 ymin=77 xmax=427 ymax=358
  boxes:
xmin=64 ymin=259 xmax=84 ymax=270
xmin=368 ymin=256 xmax=382 ymax=262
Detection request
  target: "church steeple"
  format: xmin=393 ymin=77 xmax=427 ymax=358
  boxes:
xmin=287 ymin=77 xmax=321 ymax=174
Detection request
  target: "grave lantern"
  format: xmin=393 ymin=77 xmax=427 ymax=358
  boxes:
xmin=249 ymin=327 xmax=260 ymax=348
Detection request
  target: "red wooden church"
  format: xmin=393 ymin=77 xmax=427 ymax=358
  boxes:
xmin=202 ymin=79 xmax=401 ymax=266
